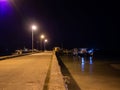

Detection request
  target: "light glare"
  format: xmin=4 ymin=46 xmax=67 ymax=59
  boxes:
xmin=45 ymin=39 xmax=48 ymax=42
xmin=41 ymin=35 xmax=45 ymax=39
xmin=0 ymin=0 xmax=8 ymax=2
xmin=32 ymin=25 xmax=37 ymax=30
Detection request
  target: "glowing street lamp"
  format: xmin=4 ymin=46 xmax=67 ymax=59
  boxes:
xmin=40 ymin=34 xmax=45 ymax=51
xmin=32 ymin=25 xmax=37 ymax=30
xmin=44 ymin=39 xmax=48 ymax=43
xmin=31 ymin=25 xmax=37 ymax=52
xmin=44 ymin=39 xmax=48 ymax=51
xmin=41 ymin=34 xmax=45 ymax=39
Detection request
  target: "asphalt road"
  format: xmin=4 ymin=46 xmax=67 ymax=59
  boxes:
xmin=60 ymin=55 xmax=120 ymax=90
xmin=0 ymin=52 xmax=52 ymax=90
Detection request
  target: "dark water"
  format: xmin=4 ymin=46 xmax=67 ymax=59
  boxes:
xmin=56 ymin=51 xmax=120 ymax=90
xmin=56 ymin=53 xmax=81 ymax=90
xmin=94 ymin=49 xmax=120 ymax=59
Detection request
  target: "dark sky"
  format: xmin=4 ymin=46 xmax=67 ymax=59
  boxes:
xmin=0 ymin=0 xmax=119 ymax=50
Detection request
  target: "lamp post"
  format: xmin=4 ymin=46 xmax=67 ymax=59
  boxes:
xmin=44 ymin=39 xmax=48 ymax=51
xmin=31 ymin=25 xmax=37 ymax=52
xmin=40 ymin=34 xmax=45 ymax=51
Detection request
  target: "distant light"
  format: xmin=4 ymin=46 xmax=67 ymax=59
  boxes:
xmin=44 ymin=39 xmax=48 ymax=42
xmin=88 ymin=49 xmax=94 ymax=53
xmin=41 ymin=35 xmax=45 ymax=39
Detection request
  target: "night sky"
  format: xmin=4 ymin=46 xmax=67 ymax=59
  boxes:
xmin=0 ymin=0 xmax=119 ymax=51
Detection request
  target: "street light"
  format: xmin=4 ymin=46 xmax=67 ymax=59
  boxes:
xmin=40 ymin=34 xmax=45 ymax=51
xmin=44 ymin=39 xmax=48 ymax=51
xmin=31 ymin=25 xmax=37 ymax=52
xmin=45 ymin=39 xmax=48 ymax=42
xmin=41 ymin=34 xmax=45 ymax=39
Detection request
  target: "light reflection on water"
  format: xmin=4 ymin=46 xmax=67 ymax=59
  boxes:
xmin=79 ymin=56 xmax=93 ymax=73
xmin=90 ymin=56 xmax=93 ymax=64
xmin=89 ymin=57 xmax=93 ymax=74
xmin=72 ymin=56 xmax=93 ymax=73
xmin=81 ymin=57 xmax=85 ymax=72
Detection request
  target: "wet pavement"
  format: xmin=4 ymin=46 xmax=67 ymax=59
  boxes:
xmin=58 ymin=55 xmax=120 ymax=90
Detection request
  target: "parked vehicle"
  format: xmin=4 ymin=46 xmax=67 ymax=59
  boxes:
xmin=14 ymin=50 xmax=22 ymax=55
xmin=78 ymin=48 xmax=94 ymax=57
xmin=78 ymin=48 xmax=87 ymax=57
xmin=87 ymin=48 xmax=94 ymax=56
xmin=72 ymin=48 xmax=78 ymax=56
xmin=54 ymin=47 xmax=60 ymax=52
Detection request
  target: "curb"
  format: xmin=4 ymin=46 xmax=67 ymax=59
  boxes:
xmin=48 ymin=52 xmax=66 ymax=90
